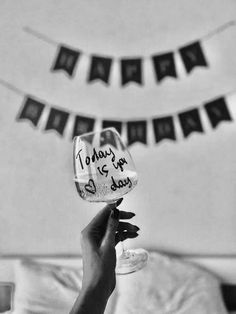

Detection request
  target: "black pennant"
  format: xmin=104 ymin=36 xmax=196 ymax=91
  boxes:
xmin=72 ymin=115 xmax=95 ymax=142
xmin=179 ymin=41 xmax=208 ymax=73
xmin=17 ymin=96 xmax=45 ymax=127
xmin=102 ymin=120 xmax=122 ymax=135
xmin=127 ymin=120 xmax=147 ymax=146
xmin=82 ymin=133 xmax=95 ymax=145
xmin=52 ymin=45 xmax=80 ymax=77
xmin=121 ymin=58 xmax=142 ymax=86
xmin=204 ymin=97 xmax=232 ymax=128
xmin=178 ymin=108 xmax=204 ymax=138
xmin=100 ymin=128 xmax=117 ymax=148
xmin=88 ymin=56 xmax=112 ymax=84
xmin=152 ymin=116 xmax=176 ymax=143
xmin=45 ymin=108 xmax=69 ymax=136
xmin=152 ymin=52 xmax=177 ymax=82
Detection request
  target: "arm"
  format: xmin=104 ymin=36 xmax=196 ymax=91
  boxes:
xmin=70 ymin=198 xmax=139 ymax=314
xmin=69 ymin=285 xmax=109 ymax=314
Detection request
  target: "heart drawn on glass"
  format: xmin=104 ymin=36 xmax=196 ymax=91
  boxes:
xmin=85 ymin=179 xmax=96 ymax=194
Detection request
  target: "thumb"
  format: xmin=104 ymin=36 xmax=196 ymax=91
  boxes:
xmin=102 ymin=208 xmax=119 ymax=248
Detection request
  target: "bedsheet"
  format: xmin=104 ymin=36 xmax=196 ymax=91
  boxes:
xmin=5 ymin=252 xmax=227 ymax=314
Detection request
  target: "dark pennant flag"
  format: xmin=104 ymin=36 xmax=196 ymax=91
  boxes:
xmin=152 ymin=52 xmax=177 ymax=82
xmin=88 ymin=56 xmax=112 ymax=84
xmin=179 ymin=41 xmax=208 ymax=73
xmin=178 ymin=108 xmax=204 ymax=138
xmin=102 ymin=120 xmax=123 ymax=135
xmin=72 ymin=115 xmax=95 ymax=142
xmin=152 ymin=116 xmax=176 ymax=143
xmin=121 ymin=58 xmax=143 ymax=86
xmin=17 ymin=96 xmax=45 ymax=127
xmin=204 ymin=97 xmax=232 ymax=128
xmin=100 ymin=128 xmax=117 ymax=148
xmin=45 ymin=108 xmax=69 ymax=136
xmin=52 ymin=45 xmax=80 ymax=77
xmin=127 ymin=120 xmax=147 ymax=146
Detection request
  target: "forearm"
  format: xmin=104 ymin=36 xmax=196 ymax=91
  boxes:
xmin=69 ymin=285 xmax=109 ymax=314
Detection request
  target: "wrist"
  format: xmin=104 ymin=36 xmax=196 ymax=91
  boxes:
xmin=70 ymin=284 xmax=109 ymax=314
xmin=81 ymin=279 xmax=111 ymax=301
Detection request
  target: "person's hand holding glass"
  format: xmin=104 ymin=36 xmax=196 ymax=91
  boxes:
xmin=73 ymin=128 xmax=148 ymax=274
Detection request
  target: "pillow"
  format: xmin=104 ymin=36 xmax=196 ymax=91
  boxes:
xmin=115 ymin=252 xmax=228 ymax=314
xmin=12 ymin=259 xmax=83 ymax=314
xmin=11 ymin=259 xmax=116 ymax=314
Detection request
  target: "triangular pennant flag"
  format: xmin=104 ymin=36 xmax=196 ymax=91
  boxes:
xmin=45 ymin=108 xmax=69 ymax=136
xmin=127 ymin=120 xmax=147 ymax=146
xmin=81 ymin=133 xmax=95 ymax=145
xmin=152 ymin=116 xmax=176 ymax=143
xmin=17 ymin=96 xmax=45 ymax=127
xmin=51 ymin=45 xmax=80 ymax=77
xmin=88 ymin=55 xmax=112 ymax=84
xmin=178 ymin=108 xmax=204 ymax=138
xmin=179 ymin=41 xmax=208 ymax=73
xmin=204 ymin=97 xmax=232 ymax=128
xmin=152 ymin=52 xmax=177 ymax=82
xmin=102 ymin=120 xmax=122 ymax=135
xmin=72 ymin=115 xmax=95 ymax=141
xmin=121 ymin=58 xmax=143 ymax=86
xmin=100 ymin=128 xmax=117 ymax=148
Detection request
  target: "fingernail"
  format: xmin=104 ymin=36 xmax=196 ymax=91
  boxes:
xmin=116 ymin=198 xmax=123 ymax=206
xmin=111 ymin=208 xmax=119 ymax=220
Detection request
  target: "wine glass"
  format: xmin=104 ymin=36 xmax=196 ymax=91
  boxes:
xmin=73 ymin=127 xmax=148 ymax=274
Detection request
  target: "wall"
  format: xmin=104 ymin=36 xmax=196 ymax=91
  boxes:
xmin=0 ymin=0 xmax=236 ymax=255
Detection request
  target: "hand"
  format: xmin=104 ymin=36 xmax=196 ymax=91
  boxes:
xmin=80 ymin=198 xmax=139 ymax=298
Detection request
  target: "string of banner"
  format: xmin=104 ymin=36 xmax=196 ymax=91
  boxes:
xmin=23 ymin=20 xmax=236 ymax=86
xmin=0 ymin=79 xmax=233 ymax=146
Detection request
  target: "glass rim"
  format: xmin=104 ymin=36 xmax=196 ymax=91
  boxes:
xmin=73 ymin=127 xmax=121 ymax=142
xmin=72 ymin=127 xmax=120 ymax=142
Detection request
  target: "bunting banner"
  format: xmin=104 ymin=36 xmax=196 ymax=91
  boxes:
xmin=14 ymin=94 xmax=234 ymax=146
xmin=0 ymin=79 xmax=233 ymax=147
xmin=24 ymin=20 xmax=236 ymax=86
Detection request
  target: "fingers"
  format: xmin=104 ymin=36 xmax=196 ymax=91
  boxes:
xmin=87 ymin=198 xmax=123 ymax=230
xmin=117 ymin=221 xmax=139 ymax=233
xmin=119 ymin=211 xmax=135 ymax=220
xmin=115 ymin=231 xmax=139 ymax=245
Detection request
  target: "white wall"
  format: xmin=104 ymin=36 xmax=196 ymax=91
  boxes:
xmin=1 ymin=0 xmax=236 ymax=255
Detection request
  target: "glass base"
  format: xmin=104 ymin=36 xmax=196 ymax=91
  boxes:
xmin=116 ymin=248 xmax=149 ymax=275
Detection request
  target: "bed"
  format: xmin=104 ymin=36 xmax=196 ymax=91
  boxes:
xmin=0 ymin=252 xmax=236 ymax=314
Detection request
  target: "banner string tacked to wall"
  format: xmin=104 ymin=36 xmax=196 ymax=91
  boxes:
xmin=0 ymin=78 xmax=234 ymax=146
xmin=23 ymin=20 xmax=236 ymax=86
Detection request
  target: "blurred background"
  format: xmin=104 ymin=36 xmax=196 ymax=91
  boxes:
xmin=1 ymin=0 xmax=236 ymax=257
